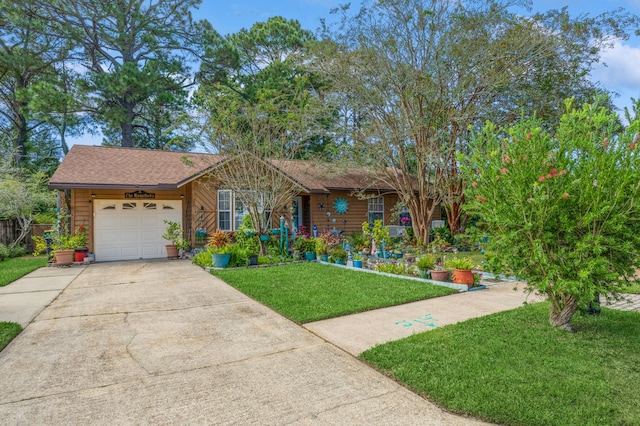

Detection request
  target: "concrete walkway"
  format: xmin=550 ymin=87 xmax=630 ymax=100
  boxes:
xmin=0 ymin=265 xmax=86 ymax=327
xmin=305 ymin=282 xmax=544 ymax=356
xmin=0 ymin=260 xmax=488 ymax=425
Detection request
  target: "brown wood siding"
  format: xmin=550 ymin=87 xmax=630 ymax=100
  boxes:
xmin=71 ymin=189 xmax=92 ymax=249
xmin=191 ymin=177 xmax=218 ymax=246
xmin=308 ymin=191 xmax=389 ymax=235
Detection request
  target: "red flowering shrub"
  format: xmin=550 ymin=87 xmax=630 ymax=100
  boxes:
xmin=462 ymin=99 xmax=640 ymax=330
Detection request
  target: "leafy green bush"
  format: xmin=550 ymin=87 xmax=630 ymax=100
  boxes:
xmin=33 ymin=212 xmax=56 ymax=224
xmin=192 ymin=249 xmax=214 ymax=268
xmin=463 ymin=98 xmax=640 ymax=329
xmin=375 ymin=262 xmax=408 ymax=275
xmin=228 ymin=244 xmax=249 ymax=267
xmin=415 ymin=254 xmax=436 ymax=270
xmin=0 ymin=244 xmax=9 ymax=261
xmin=447 ymin=257 xmax=475 ymax=270
xmin=0 ymin=244 xmax=26 ymax=262
xmin=329 ymin=245 xmax=347 ymax=262
xmin=347 ymin=230 xmax=369 ymax=250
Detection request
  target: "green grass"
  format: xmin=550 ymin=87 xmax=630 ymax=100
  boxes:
xmin=361 ymin=302 xmax=640 ymax=426
xmin=211 ymin=263 xmax=456 ymax=323
xmin=0 ymin=322 xmax=22 ymax=352
xmin=0 ymin=256 xmax=47 ymax=287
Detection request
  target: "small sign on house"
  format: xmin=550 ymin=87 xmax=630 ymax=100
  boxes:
xmin=125 ymin=190 xmax=156 ymax=199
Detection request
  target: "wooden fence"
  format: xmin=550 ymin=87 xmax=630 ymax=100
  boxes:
xmin=0 ymin=219 xmax=53 ymax=253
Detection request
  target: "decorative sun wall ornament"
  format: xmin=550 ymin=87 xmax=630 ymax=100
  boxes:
xmin=333 ymin=197 xmax=349 ymax=214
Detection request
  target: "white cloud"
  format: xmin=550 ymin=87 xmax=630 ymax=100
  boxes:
xmin=591 ymin=40 xmax=640 ymax=90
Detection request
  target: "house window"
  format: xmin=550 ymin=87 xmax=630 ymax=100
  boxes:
xmin=218 ymin=190 xmax=232 ymax=231
xmin=144 ymin=202 xmax=157 ymax=210
xmin=368 ymin=197 xmax=384 ymax=224
xmin=122 ymin=202 xmax=137 ymax=210
xmin=234 ymin=196 xmax=248 ymax=231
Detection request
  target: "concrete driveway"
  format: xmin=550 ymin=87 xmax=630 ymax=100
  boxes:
xmin=0 ymin=260 xmax=486 ymax=425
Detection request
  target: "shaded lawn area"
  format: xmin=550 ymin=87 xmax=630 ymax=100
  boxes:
xmin=0 ymin=322 xmax=22 ymax=352
xmin=0 ymin=256 xmax=47 ymax=287
xmin=211 ymin=262 xmax=456 ymax=323
xmin=361 ymin=302 xmax=640 ymax=426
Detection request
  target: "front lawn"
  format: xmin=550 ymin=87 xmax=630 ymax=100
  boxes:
xmin=211 ymin=262 xmax=456 ymax=323
xmin=0 ymin=256 xmax=47 ymax=287
xmin=0 ymin=322 xmax=22 ymax=352
xmin=361 ymin=302 xmax=640 ymax=425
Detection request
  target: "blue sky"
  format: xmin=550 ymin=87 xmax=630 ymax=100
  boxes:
xmin=69 ymin=0 xmax=640 ymax=147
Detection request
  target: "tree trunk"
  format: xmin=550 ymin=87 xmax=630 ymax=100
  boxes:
xmin=549 ymin=294 xmax=579 ymax=331
xmin=120 ymin=99 xmax=136 ymax=148
xmin=445 ymin=201 xmax=467 ymax=235
xmin=15 ymin=112 xmax=28 ymax=165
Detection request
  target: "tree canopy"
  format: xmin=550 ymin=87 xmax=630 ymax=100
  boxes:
xmin=315 ymin=0 xmax=639 ymax=241
xmin=34 ymin=0 xmax=208 ymax=150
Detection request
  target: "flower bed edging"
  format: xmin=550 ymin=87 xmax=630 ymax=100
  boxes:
xmin=317 ymin=260 xmax=468 ymax=292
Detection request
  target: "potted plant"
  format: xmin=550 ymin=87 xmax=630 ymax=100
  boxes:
xmin=415 ymin=254 xmax=436 ymax=279
xmin=303 ymin=237 xmax=317 ymax=261
xmin=71 ymin=225 xmax=89 ymax=262
xmin=162 ymin=220 xmax=188 ymax=258
xmin=207 ymin=230 xmax=232 ymax=268
xmin=330 ymin=246 xmax=348 ymax=265
xmin=352 ymin=253 xmax=364 ymax=268
xmin=210 ymin=244 xmax=232 ymax=268
xmin=315 ymin=238 xmax=329 ymax=262
xmin=53 ymin=233 xmax=77 ymax=265
xmin=448 ymin=256 xmax=476 ymax=287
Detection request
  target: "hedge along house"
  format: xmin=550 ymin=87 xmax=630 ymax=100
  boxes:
xmin=49 ymin=145 xmax=441 ymax=262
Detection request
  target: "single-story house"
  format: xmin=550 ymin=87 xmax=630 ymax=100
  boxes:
xmin=49 ymin=145 xmax=441 ymax=262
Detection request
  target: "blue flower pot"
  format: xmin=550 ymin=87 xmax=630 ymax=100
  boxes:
xmin=304 ymin=251 xmax=316 ymax=261
xmin=259 ymin=235 xmax=270 ymax=242
xmin=353 ymin=260 xmax=363 ymax=268
xmin=335 ymin=259 xmax=345 ymax=265
xmin=320 ymin=254 xmax=329 ymax=262
xmin=211 ymin=253 xmax=231 ymax=268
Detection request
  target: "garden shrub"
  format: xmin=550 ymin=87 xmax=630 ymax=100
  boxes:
xmin=463 ymin=98 xmax=640 ymax=330
xmin=0 ymin=244 xmax=26 ymax=261
xmin=192 ymin=249 xmax=214 ymax=268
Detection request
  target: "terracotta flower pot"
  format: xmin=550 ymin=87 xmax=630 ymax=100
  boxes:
xmin=55 ymin=249 xmax=75 ymax=266
xmin=453 ymin=269 xmax=475 ymax=287
xmin=430 ymin=269 xmax=449 ymax=282
xmin=165 ymin=244 xmax=179 ymax=259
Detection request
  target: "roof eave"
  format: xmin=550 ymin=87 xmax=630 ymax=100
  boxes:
xmin=48 ymin=183 xmax=179 ymax=191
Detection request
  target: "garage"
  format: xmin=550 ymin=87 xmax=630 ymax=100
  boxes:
xmin=94 ymin=199 xmax=182 ymax=262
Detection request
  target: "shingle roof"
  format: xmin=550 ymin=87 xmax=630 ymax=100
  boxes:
xmin=49 ymin=145 xmax=222 ymax=190
xmin=270 ymin=159 xmax=395 ymax=194
xmin=49 ymin=145 xmax=398 ymax=193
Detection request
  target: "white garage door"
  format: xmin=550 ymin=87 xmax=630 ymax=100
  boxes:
xmin=94 ymin=199 xmax=182 ymax=262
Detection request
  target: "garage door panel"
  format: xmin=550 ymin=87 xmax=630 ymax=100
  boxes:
xmin=100 ymin=217 xmax=120 ymax=227
xmin=121 ymin=232 xmax=141 ymax=243
xmin=141 ymin=245 xmax=163 ymax=257
xmin=141 ymin=230 xmax=159 ymax=241
xmin=121 ymin=246 xmax=140 ymax=258
xmin=94 ymin=199 xmax=182 ymax=262
xmin=119 ymin=217 xmax=140 ymax=228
